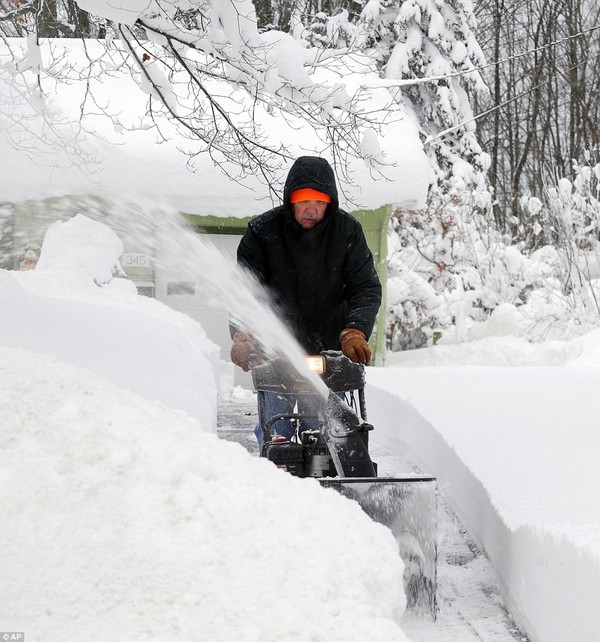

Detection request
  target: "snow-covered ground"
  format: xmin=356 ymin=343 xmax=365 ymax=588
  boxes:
xmin=2 ymin=215 xmax=599 ymax=642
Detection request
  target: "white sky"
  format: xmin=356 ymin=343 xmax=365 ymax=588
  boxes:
xmin=2 ymin=214 xmax=599 ymax=642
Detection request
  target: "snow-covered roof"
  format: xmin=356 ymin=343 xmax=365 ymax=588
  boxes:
xmin=1 ymin=38 xmax=431 ymax=217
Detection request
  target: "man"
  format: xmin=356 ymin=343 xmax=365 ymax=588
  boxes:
xmin=230 ymin=155 xmax=382 ymax=449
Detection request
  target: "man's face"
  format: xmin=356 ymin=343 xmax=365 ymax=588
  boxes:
xmin=292 ymin=200 xmax=328 ymax=229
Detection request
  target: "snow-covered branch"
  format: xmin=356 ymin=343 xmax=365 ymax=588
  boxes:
xmin=63 ymin=0 xmax=387 ymax=184
xmin=0 ymin=35 xmax=100 ymax=171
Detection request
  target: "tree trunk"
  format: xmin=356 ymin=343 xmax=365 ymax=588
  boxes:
xmin=37 ymin=0 xmax=58 ymax=37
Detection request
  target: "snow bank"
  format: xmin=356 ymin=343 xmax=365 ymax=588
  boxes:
xmin=1 ymin=268 xmax=218 ymax=425
xmin=0 ymin=347 xmax=409 ymax=642
xmin=0 ymin=214 xmax=219 ymax=427
xmin=367 ymin=360 xmax=600 ymax=642
xmin=36 ymin=213 xmax=124 ymax=284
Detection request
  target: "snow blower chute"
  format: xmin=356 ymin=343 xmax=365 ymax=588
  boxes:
xmin=252 ymin=351 xmax=438 ymax=617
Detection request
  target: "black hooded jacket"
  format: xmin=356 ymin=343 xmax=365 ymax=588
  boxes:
xmin=237 ymin=156 xmax=382 ymax=353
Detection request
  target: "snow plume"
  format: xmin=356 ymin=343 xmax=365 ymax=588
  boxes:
xmin=158 ymin=216 xmax=330 ymax=399
xmin=18 ymin=204 xmax=323 ymax=397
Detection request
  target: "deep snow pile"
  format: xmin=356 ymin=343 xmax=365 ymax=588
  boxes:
xmin=0 ymin=216 xmax=411 ymax=642
xmin=0 ymin=347 xmax=407 ymax=642
xmin=0 ymin=215 xmax=219 ymax=426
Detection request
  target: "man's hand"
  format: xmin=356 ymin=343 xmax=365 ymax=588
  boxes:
xmin=230 ymin=331 xmax=262 ymax=372
xmin=340 ymin=328 xmax=371 ymax=365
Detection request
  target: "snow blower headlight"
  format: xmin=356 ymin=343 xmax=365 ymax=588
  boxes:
xmin=306 ymin=355 xmax=326 ymax=375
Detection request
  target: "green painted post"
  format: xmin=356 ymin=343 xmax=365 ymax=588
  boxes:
xmin=352 ymin=205 xmax=391 ymax=366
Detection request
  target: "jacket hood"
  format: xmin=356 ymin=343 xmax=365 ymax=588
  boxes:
xmin=283 ymin=156 xmax=339 ymax=211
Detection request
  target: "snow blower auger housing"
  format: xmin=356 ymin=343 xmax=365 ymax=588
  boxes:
xmin=251 ymin=351 xmax=438 ymax=617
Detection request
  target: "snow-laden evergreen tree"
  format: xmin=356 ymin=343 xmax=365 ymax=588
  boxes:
xmin=358 ymin=0 xmax=488 ymax=189
xmin=305 ymin=9 xmax=359 ymax=48
xmin=356 ymin=0 xmax=503 ymax=348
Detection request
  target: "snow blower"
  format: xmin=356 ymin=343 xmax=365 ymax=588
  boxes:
xmin=251 ymin=351 xmax=438 ymax=617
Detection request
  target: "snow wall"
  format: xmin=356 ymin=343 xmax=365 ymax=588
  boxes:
xmin=2 ymin=204 xmax=221 ymax=427
xmin=366 ymin=381 xmax=600 ymax=642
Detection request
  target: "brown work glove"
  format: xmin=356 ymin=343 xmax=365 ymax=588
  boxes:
xmin=230 ymin=330 xmax=262 ymax=372
xmin=340 ymin=328 xmax=371 ymax=365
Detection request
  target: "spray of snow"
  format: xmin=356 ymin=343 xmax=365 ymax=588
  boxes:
xmin=158 ymin=216 xmax=330 ymax=399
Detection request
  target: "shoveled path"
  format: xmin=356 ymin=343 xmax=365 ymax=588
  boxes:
xmin=217 ymin=394 xmax=529 ymax=642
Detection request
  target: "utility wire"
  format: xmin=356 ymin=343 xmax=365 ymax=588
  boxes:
xmin=462 ymin=22 xmax=600 ymax=79
xmin=425 ymin=53 xmax=593 ymax=146
xmin=424 ymin=85 xmax=538 ymax=146
xmin=359 ymin=20 xmax=600 ymax=145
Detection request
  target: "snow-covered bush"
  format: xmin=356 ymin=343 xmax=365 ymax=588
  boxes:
xmin=387 ymin=156 xmax=600 ymax=350
xmin=387 ymin=186 xmax=498 ymax=349
xmin=521 ymin=158 xmax=600 ymax=334
xmin=386 ymin=186 xmax=568 ymax=348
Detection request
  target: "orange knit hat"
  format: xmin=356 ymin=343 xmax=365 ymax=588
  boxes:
xmin=289 ymin=188 xmax=332 ymax=203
